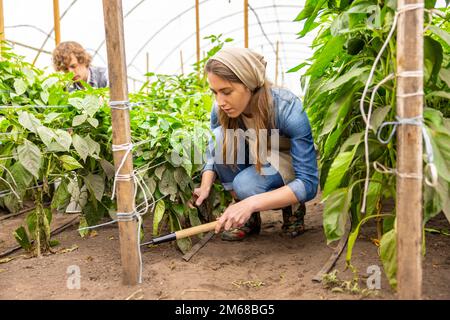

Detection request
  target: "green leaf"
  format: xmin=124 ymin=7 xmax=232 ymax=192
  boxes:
xmin=8 ymin=162 xmax=33 ymax=196
xmin=341 ymin=132 xmax=362 ymax=152
xmin=439 ymin=68 xmax=450 ymax=88
xmin=323 ymin=188 xmax=351 ymax=244
xmin=18 ymin=111 xmax=41 ymax=134
xmin=87 ymin=117 xmax=99 ymax=128
xmin=153 ymin=200 xmax=165 ymax=236
xmin=44 ymin=129 xmax=72 ymax=152
xmin=154 ymin=165 xmax=166 ymax=180
xmin=84 ymin=95 xmax=101 ymax=117
xmin=59 ymin=155 xmax=83 ymax=171
xmin=169 ymin=212 xmax=191 ymax=254
xmin=424 ymin=36 xmax=443 ymax=84
xmin=296 ymin=0 xmax=327 ymax=38
xmin=189 ymin=208 xmax=202 ymax=228
xmin=380 ymin=228 xmax=397 ymax=288
xmin=17 ymin=140 xmax=41 ymax=178
xmin=44 ymin=112 xmax=62 ymax=124
xmin=100 ymin=159 xmax=115 ymax=179
xmin=26 ymin=210 xmax=37 ymax=236
xmin=51 ymin=179 xmax=71 ymax=211
xmin=72 ymin=134 xmax=90 ymax=161
xmin=13 ymin=226 xmax=32 ymax=251
xmin=84 ymin=174 xmax=104 ymax=202
xmin=306 ymin=35 xmax=346 ymax=77
xmin=37 ymin=126 xmax=56 ymax=148
xmin=174 ymin=167 xmax=189 ymax=190
xmin=366 ymin=171 xmax=383 ymax=215
xmin=159 ymin=169 xmax=178 ymax=197
xmin=320 ymin=87 xmax=355 ymax=137
xmin=428 ymin=91 xmax=450 ymax=100
xmin=323 ymin=126 xmax=343 ymax=159
xmin=14 ymin=78 xmax=27 ymax=95
xmin=287 ymin=62 xmax=309 ymax=73
xmin=82 ymin=200 xmax=106 ymax=227
xmin=321 ymin=67 xmax=369 ymax=92
xmin=78 ymin=216 xmax=89 ymax=237
xmin=72 ymin=114 xmax=88 ymax=127
xmin=69 ymin=97 xmax=84 ymax=110
xmin=40 ymin=91 xmax=49 ymax=104
xmin=428 ymin=26 xmax=450 ymax=46
xmin=370 ymin=106 xmax=390 ymax=133
xmin=323 ymin=145 xmax=357 ymax=198
xmin=84 ymin=135 xmax=100 ymax=158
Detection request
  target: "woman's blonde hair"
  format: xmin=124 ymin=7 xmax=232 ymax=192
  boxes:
xmin=205 ymin=59 xmax=274 ymax=174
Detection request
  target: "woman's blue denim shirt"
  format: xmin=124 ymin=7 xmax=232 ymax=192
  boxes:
xmin=202 ymin=88 xmax=319 ymax=203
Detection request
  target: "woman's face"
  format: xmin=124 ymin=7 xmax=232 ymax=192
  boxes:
xmin=207 ymin=72 xmax=252 ymax=118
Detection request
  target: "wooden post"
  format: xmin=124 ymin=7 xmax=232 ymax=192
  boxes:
xmin=396 ymin=0 xmax=424 ymax=299
xmin=180 ymin=50 xmax=184 ymax=75
xmin=53 ymin=0 xmax=61 ymax=46
xmin=102 ymin=0 xmax=139 ymax=285
xmin=195 ymin=0 xmax=200 ymax=76
xmin=244 ymin=0 xmax=249 ymax=48
xmin=275 ymin=40 xmax=279 ymax=86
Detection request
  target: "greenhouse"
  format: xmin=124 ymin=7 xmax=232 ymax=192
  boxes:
xmin=0 ymin=0 xmax=449 ymax=302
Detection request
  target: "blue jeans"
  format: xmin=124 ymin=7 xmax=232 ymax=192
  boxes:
xmin=214 ymin=162 xmax=285 ymax=201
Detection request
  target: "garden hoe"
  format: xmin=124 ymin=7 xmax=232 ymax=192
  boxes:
xmin=141 ymin=221 xmax=218 ymax=246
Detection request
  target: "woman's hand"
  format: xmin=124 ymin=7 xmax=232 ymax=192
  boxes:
xmin=214 ymin=198 xmax=256 ymax=233
xmin=188 ymin=187 xmax=211 ymax=208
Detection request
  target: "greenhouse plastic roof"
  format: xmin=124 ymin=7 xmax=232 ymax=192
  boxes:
xmin=3 ymin=1 xmax=323 ymax=94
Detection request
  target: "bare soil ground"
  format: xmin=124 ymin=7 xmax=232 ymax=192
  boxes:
xmin=0 ymin=194 xmax=449 ymax=300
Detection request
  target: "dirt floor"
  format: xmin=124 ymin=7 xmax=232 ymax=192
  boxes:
xmin=0 ymin=194 xmax=449 ymax=300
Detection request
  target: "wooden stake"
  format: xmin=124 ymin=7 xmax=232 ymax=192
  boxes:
xmin=53 ymin=0 xmax=61 ymax=46
xmin=244 ymin=0 xmax=249 ymax=48
xmin=102 ymin=0 xmax=139 ymax=286
xmin=180 ymin=50 xmax=184 ymax=75
xmin=275 ymin=40 xmax=279 ymax=86
xmin=396 ymin=0 xmax=424 ymax=300
xmin=195 ymin=0 xmax=200 ymax=76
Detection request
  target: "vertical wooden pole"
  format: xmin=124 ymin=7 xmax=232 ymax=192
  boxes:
xmin=146 ymin=52 xmax=150 ymax=80
xmin=180 ymin=50 xmax=184 ymax=75
xmin=102 ymin=0 xmax=139 ymax=285
xmin=195 ymin=0 xmax=200 ymax=76
xmin=0 ymin=0 xmax=4 ymax=57
xmin=396 ymin=0 xmax=424 ymax=300
xmin=275 ymin=40 xmax=279 ymax=86
xmin=244 ymin=0 xmax=249 ymax=48
xmin=53 ymin=0 xmax=61 ymax=46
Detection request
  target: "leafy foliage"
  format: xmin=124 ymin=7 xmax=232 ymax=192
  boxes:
xmin=0 ymin=36 xmax=231 ymax=254
xmin=292 ymin=1 xmax=450 ymax=286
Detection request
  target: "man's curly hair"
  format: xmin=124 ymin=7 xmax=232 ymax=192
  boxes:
xmin=52 ymin=41 xmax=92 ymax=72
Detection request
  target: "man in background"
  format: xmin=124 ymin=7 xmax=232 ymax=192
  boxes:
xmin=52 ymin=41 xmax=108 ymax=91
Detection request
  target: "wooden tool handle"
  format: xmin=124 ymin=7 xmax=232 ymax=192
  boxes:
xmin=176 ymin=221 xmax=217 ymax=239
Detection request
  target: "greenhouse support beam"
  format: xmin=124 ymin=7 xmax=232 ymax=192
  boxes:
xmin=180 ymin=50 xmax=184 ymax=74
xmin=244 ymin=0 xmax=248 ymax=48
xmin=102 ymin=0 xmax=140 ymax=286
xmin=195 ymin=0 xmax=200 ymax=75
xmin=275 ymin=40 xmax=279 ymax=86
xmin=396 ymin=0 xmax=424 ymax=300
xmin=53 ymin=0 xmax=61 ymax=46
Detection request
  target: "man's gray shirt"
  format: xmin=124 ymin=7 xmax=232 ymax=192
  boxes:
xmin=69 ymin=66 xmax=108 ymax=92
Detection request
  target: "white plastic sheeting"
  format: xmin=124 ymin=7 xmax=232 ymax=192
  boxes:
xmin=3 ymin=1 xmax=316 ymax=94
